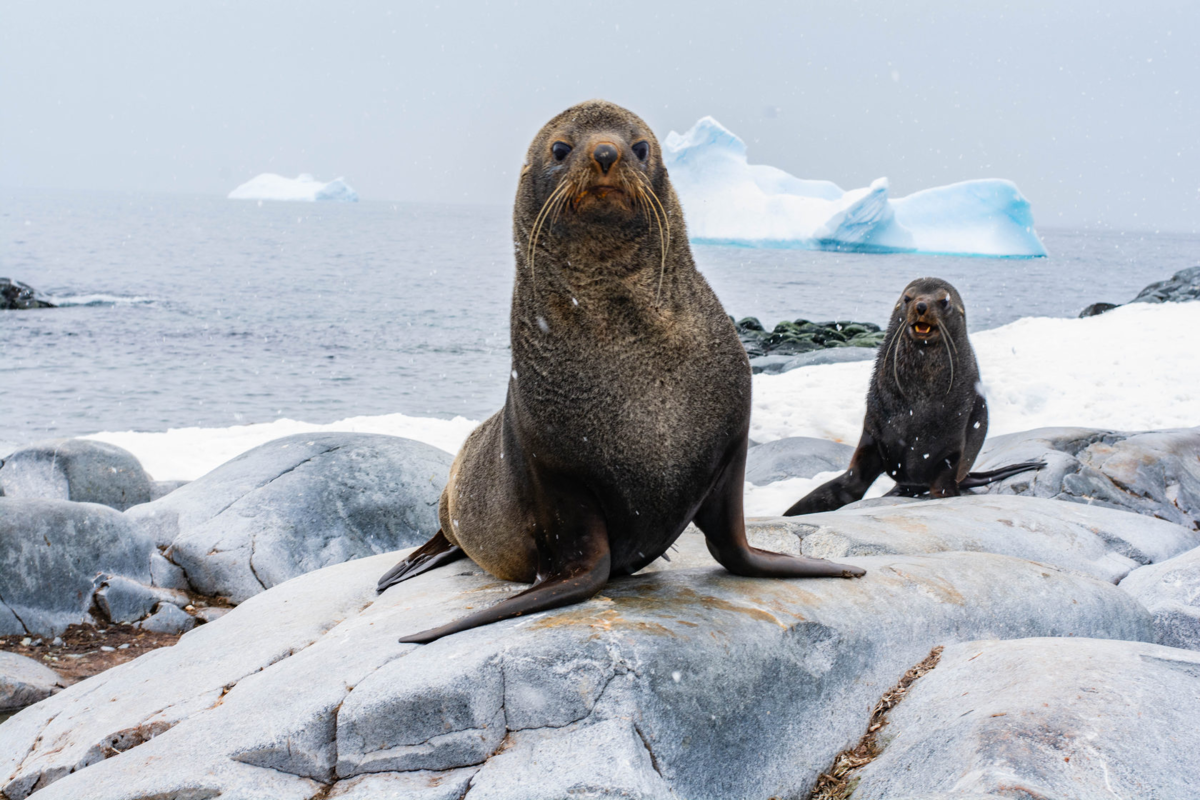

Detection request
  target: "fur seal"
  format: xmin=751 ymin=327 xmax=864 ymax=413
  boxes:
xmin=379 ymin=100 xmax=864 ymax=643
xmin=783 ymin=277 xmax=1043 ymax=515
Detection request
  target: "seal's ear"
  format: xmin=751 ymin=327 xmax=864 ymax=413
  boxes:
xmin=520 ymin=162 xmax=531 ymax=179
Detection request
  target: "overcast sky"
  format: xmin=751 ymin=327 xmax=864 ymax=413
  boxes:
xmin=3 ymin=1 xmax=1197 ymax=231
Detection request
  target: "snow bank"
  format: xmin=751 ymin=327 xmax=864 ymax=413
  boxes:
xmin=86 ymin=412 xmax=476 ymax=482
xmin=227 ymin=173 xmax=358 ymax=202
xmin=87 ymin=304 xmax=1196 ymax=497
xmin=750 ymin=301 xmax=1200 ymax=446
xmin=663 ymin=117 xmax=1046 ymax=257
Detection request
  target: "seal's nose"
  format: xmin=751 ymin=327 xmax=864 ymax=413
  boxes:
xmin=916 ymin=300 xmax=928 ymax=314
xmin=592 ymin=143 xmax=619 ymax=175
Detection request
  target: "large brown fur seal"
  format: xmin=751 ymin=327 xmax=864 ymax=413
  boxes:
xmin=783 ymin=277 xmax=1043 ymax=516
xmin=379 ymin=100 xmax=864 ymax=643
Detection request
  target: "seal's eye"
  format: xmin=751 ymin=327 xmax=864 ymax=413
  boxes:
xmin=551 ymin=142 xmax=572 ymax=161
xmin=903 ymin=295 xmax=912 ymax=304
xmin=632 ymin=141 xmax=650 ymax=161
xmin=939 ymin=297 xmax=951 ymax=310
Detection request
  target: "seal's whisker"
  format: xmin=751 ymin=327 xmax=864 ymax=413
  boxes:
xmin=634 ymin=173 xmax=670 ymax=304
xmin=943 ymin=326 xmax=959 ymax=395
xmin=889 ymin=326 xmax=907 ymax=399
xmin=528 ymin=182 xmax=570 ymax=285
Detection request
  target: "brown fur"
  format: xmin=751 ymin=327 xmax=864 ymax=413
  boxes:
xmin=381 ymin=100 xmax=863 ymax=643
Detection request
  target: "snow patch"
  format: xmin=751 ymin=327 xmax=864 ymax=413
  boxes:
xmin=663 ymin=117 xmax=1046 ymax=257
xmin=228 ymin=173 xmax=358 ymax=202
xmin=84 ymin=304 xmax=1197 ymax=487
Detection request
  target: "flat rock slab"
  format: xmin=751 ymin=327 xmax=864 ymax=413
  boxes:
xmin=1120 ymin=544 xmax=1200 ymax=651
xmin=744 ymin=436 xmax=853 ymax=485
xmin=849 ymin=638 xmax=1200 ymax=799
xmin=127 ymin=432 xmax=453 ymax=602
xmin=0 ymin=537 xmax=1152 ymax=800
xmin=0 ymin=652 xmax=64 ymax=713
xmin=975 ymin=426 xmax=1200 ymax=530
xmin=0 ymin=439 xmax=152 ymax=511
xmin=0 ymin=498 xmax=158 ymax=636
xmin=745 ymin=494 xmax=1200 ymax=584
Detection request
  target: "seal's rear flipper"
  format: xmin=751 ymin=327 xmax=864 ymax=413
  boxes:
xmin=377 ymin=530 xmax=465 ymax=593
xmin=959 ymin=461 xmax=1047 ymax=489
xmin=398 ymin=522 xmax=611 ymax=644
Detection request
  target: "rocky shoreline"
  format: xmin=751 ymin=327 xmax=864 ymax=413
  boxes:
xmin=1080 ymin=264 xmax=1200 ymax=316
xmin=1 ymin=423 xmax=1198 ymax=797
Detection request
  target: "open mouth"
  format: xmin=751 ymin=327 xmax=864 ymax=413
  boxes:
xmin=911 ymin=321 xmax=938 ymax=338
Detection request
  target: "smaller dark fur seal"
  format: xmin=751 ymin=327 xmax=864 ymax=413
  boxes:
xmin=783 ymin=277 xmax=1043 ymax=515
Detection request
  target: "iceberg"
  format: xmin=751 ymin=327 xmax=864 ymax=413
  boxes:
xmin=227 ymin=173 xmax=358 ymax=202
xmin=663 ymin=117 xmax=1046 ymax=257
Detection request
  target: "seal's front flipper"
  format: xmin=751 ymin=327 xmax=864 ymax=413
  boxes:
xmin=783 ymin=434 xmax=884 ymax=516
xmin=698 ymin=439 xmax=866 ymax=579
xmin=398 ymin=515 xmax=612 ymax=644
xmin=959 ymin=461 xmax=1046 ymax=489
xmin=377 ymin=530 xmax=465 ymax=593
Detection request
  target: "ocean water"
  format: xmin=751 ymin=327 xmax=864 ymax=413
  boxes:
xmin=3 ymin=188 xmax=1196 ymax=443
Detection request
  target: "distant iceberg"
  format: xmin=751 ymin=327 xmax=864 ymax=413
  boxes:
xmin=663 ymin=118 xmax=1046 ymax=257
xmin=228 ymin=173 xmax=358 ymax=202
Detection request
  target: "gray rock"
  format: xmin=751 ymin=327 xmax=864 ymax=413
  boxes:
xmin=149 ymin=551 xmax=190 ymax=591
xmin=849 ymin=638 xmax=1200 ymax=800
xmin=149 ymin=480 xmax=189 ymax=501
xmin=0 ymin=498 xmax=157 ymax=636
xmin=136 ymin=603 xmax=197 ymax=635
xmin=1120 ymin=545 xmax=1200 ymax=650
xmin=743 ymin=494 xmax=1199 ymax=584
xmin=975 ymin=426 xmax=1200 ymax=530
xmin=94 ymin=577 xmax=165 ymax=624
xmin=0 ymin=439 xmax=152 ymax=511
xmin=0 ymin=538 xmax=1152 ymax=800
xmin=126 ymin=432 xmax=453 ymax=602
xmin=193 ymin=607 xmax=232 ymax=624
xmin=0 ymin=652 xmax=64 ymax=713
xmin=744 ymin=436 xmax=853 ymax=485
xmin=94 ymin=577 xmax=188 ymax=625
xmin=1130 ymin=264 xmax=1200 ymax=305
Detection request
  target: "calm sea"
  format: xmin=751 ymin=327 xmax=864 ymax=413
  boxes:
xmin=2 ymin=189 xmax=1195 ymax=443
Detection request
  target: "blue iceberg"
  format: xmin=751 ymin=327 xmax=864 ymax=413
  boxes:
xmin=663 ymin=118 xmax=1046 ymax=257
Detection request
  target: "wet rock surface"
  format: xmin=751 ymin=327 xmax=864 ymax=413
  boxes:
xmin=733 ymin=316 xmax=885 ymax=372
xmin=848 ymin=638 xmax=1200 ymax=800
xmin=0 ymin=439 xmax=153 ymax=511
xmin=974 ymin=426 xmax=1200 ymax=530
xmin=0 ymin=535 xmax=1154 ymax=800
xmin=0 ymin=279 xmax=55 ymax=310
xmin=127 ymin=432 xmax=452 ymax=602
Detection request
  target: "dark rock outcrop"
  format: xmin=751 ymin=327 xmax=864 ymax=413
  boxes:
xmin=1078 ymin=265 xmax=1200 ymax=317
xmin=0 ymin=279 xmax=54 ymax=310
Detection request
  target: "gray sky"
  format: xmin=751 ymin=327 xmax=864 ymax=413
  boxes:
xmin=3 ymin=1 xmax=1198 ymax=232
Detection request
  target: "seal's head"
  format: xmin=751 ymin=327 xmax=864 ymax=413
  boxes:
xmin=515 ymin=100 xmax=678 ymax=292
xmin=894 ymin=277 xmax=967 ymax=345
